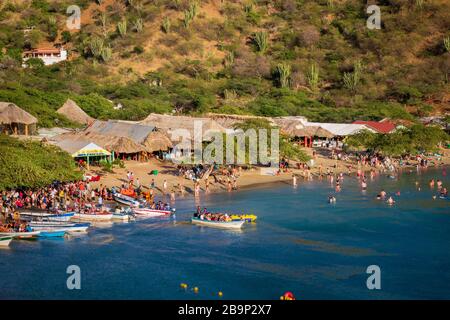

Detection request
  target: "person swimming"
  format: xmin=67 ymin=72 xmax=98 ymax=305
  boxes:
xmin=361 ymin=180 xmax=367 ymax=191
xmin=377 ymin=190 xmax=387 ymax=199
xmin=328 ymin=195 xmax=336 ymax=203
xmin=387 ymin=196 xmax=395 ymax=205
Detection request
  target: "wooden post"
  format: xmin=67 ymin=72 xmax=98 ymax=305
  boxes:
xmin=25 ymin=124 xmax=28 ymax=136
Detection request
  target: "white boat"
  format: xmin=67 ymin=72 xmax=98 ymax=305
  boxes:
xmin=133 ymin=207 xmax=173 ymax=218
xmin=113 ymin=193 xmax=140 ymax=207
xmin=112 ymin=212 xmax=134 ymax=222
xmin=72 ymin=212 xmax=113 ymax=221
xmin=0 ymin=236 xmax=13 ymax=247
xmin=29 ymin=221 xmax=90 ymax=233
xmin=191 ymin=218 xmax=245 ymax=229
xmin=0 ymin=231 xmax=41 ymax=239
xmin=19 ymin=211 xmax=75 ymax=222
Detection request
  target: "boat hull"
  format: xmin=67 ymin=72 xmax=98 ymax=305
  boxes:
xmin=72 ymin=213 xmax=113 ymax=221
xmin=133 ymin=208 xmax=171 ymax=217
xmin=19 ymin=212 xmax=75 ymax=222
xmin=0 ymin=231 xmax=41 ymax=239
xmin=39 ymin=231 xmax=66 ymax=238
xmin=113 ymin=194 xmax=140 ymax=207
xmin=191 ymin=218 xmax=245 ymax=229
xmin=30 ymin=222 xmax=90 ymax=233
xmin=0 ymin=236 xmax=13 ymax=247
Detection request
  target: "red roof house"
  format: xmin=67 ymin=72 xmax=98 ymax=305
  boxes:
xmin=352 ymin=120 xmax=396 ymax=134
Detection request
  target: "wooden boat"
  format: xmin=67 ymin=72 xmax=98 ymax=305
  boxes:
xmin=0 ymin=236 xmax=13 ymax=247
xmin=230 ymin=214 xmax=257 ymax=222
xmin=72 ymin=212 xmax=113 ymax=222
xmin=191 ymin=217 xmax=245 ymax=229
xmin=19 ymin=211 xmax=75 ymax=222
xmin=29 ymin=221 xmax=90 ymax=233
xmin=0 ymin=231 xmax=41 ymax=239
xmin=113 ymin=193 xmax=141 ymax=207
xmin=38 ymin=230 xmax=66 ymax=238
xmin=133 ymin=207 xmax=173 ymax=218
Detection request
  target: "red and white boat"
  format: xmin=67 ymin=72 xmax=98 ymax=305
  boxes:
xmin=133 ymin=207 xmax=174 ymax=218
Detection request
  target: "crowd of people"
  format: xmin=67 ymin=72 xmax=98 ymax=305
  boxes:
xmin=194 ymin=206 xmax=232 ymax=222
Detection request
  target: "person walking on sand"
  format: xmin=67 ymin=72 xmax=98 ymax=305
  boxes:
xmin=205 ymin=179 xmax=210 ymax=193
xmin=163 ymin=180 xmax=168 ymax=194
xmin=150 ymin=179 xmax=155 ymax=190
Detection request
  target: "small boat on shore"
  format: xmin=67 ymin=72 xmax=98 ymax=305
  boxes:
xmin=0 ymin=236 xmax=13 ymax=247
xmin=29 ymin=221 xmax=90 ymax=233
xmin=0 ymin=231 xmax=41 ymax=239
xmin=113 ymin=193 xmax=141 ymax=207
xmin=112 ymin=212 xmax=135 ymax=222
xmin=19 ymin=211 xmax=75 ymax=222
xmin=230 ymin=214 xmax=257 ymax=222
xmin=38 ymin=230 xmax=66 ymax=238
xmin=133 ymin=207 xmax=174 ymax=218
xmin=191 ymin=217 xmax=245 ymax=229
xmin=72 ymin=212 xmax=113 ymax=222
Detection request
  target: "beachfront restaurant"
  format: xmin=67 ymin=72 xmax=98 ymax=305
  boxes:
xmin=55 ymin=140 xmax=111 ymax=168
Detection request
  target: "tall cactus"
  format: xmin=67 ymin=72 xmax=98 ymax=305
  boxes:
xmin=343 ymin=60 xmax=363 ymax=92
xmin=101 ymin=46 xmax=112 ymax=62
xmin=89 ymin=37 xmax=104 ymax=58
xmin=117 ymin=19 xmax=127 ymax=37
xmin=162 ymin=17 xmax=171 ymax=33
xmin=276 ymin=63 xmax=291 ymax=88
xmin=444 ymin=36 xmax=450 ymax=52
xmin=253 ymin=31 xmax=268 ymax=54
xmin=100 ymin=13 xmax=108 ymax=38
xmin=183 ymin=2 xmax=199 ymax=28
xmin=133 ymin=18 xmax=143 ymax=33
xmin=307 ymin=63 xmax=319 ymax=92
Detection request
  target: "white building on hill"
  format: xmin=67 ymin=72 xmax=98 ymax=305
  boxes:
xmin=22 ymin=47 xmax=67 ymax=66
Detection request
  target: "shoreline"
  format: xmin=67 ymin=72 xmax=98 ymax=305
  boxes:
xmin=86 ymin=148 xmax=450 ymax=201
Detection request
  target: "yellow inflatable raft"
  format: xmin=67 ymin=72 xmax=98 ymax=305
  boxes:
xmin=230 ymin=214 xmax=257 ymax=222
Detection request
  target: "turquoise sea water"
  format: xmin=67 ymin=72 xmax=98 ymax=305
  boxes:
xmin=1 ymin=167 xmax=449 ymax=300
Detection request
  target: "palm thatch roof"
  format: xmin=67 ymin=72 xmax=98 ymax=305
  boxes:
xmin=86 ymin=120 xmax=155 ymax=144
xmin=205 ymin=113 xmax=273 ymax=129
xmin=140 ymin=113 xmax=226 ymax=141
xmin=142 ymin=130 xmax=173 ymax=152
xmin=0 ymin=102 xmax=38 ymax=125
xmin=57 ymin=99 xmax=94 ymax=125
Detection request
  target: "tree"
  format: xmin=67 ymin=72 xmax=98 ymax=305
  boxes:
xmin=61 ymin=31 xmax=72 ymax=43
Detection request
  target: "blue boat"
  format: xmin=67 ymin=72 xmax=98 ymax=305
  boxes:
xmin=38 ymin=230 xmax=66 ymax=238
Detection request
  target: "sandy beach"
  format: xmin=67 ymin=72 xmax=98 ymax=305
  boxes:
xmin=87 ymin=147 xmax=450 ymax=198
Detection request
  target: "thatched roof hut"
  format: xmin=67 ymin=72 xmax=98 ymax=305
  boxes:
xmin=54 ymin=132 xmax=145 ymax=154
xmin=0 ymin=102 xmax=38 ymax=135
xmin=57 ymin=99 xmax=94 ymax=125
xmin=142 ymin=131 xmax=173 ymax=152
xmin=205 ymin=113 xmax=273 ymax=129
xmin=86 ymin=120 xmax=155 ymax=144
xmin=140 ymin=113 xmax=226 ymax=141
